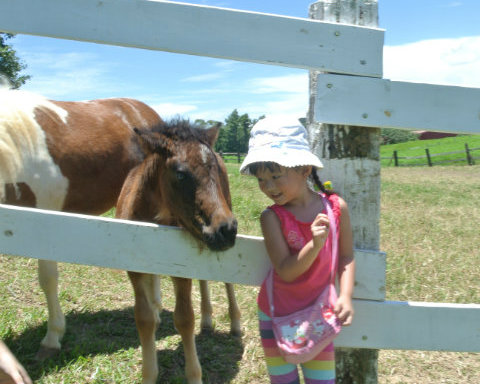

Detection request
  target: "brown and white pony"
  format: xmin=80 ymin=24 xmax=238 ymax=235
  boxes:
xmin=115 ymin=120 xmax=238 ymax=384
xmin=0 ymin=89 xmax=240 ymax=365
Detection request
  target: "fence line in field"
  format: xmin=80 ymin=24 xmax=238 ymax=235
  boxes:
xmin=218 ymin=152 xmax=246 ymax=163
xmin=384 ymin=143 xmax=479 ymax=167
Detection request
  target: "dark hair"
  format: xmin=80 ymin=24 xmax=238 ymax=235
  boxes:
xmin=311 ymin=169 xmax=334 ymax=196
xmin=247 ymin=161 xmax=282 ymax=175
xmin=246 ymin=161 xmax=335 ymax=196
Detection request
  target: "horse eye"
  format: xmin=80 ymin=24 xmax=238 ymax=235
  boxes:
xmin=176 ymin=171 xmax=185 ymax=181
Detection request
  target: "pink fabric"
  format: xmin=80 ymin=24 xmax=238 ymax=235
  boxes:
xmin=257 ymin=193 xmax=341 ymax=317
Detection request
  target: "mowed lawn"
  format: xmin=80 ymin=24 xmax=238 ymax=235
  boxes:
xmin=0 ymin=164 xmax=478 ymax=383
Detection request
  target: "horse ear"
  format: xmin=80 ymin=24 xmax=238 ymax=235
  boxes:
xmin=134 ymin=127 xmax=170 ymax=155
xmin=202 ymin=123 xmax=221 ymax=147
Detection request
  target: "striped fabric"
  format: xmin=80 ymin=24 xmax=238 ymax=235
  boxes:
xmin=259 ymin=309 xmax=335 ymax=384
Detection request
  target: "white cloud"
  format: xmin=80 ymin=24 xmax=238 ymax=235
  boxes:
xmin=182 ymin=72 xmax=225 ymax=82
xmin=444 ymin=1 xmax=462 ymax=7
xmin=151 ymin=102 xmax=198 ymax=118
xmin=18 ymin=50 xmax=119 ymax=98
xmin=384 ymin=36 xmax=480 ymax=88
xmin=247 ymin=73 xmax=308 ymax=94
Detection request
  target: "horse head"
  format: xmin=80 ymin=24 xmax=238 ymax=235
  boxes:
xmin=131 ymin=119 xmax=237 ymax=252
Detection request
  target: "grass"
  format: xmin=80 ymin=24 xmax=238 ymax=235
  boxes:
xmin=1 ymin=164 xmax=479 ymax=383
xmin=380 ymin=135 xmax=480 ymax=167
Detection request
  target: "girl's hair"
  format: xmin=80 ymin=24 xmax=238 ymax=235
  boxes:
xmin=311 ymin=168 xmax=334 ymax=196
xmin=247 ymin=161 xmax=335 ymax=196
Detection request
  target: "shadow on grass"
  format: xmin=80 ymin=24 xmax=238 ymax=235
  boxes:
xmin=5 ymin=308 xmax=243 ymax=383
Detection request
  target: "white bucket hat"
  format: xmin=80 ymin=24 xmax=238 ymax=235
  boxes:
xmin=239 ymin=116 xmax=323 ymax=174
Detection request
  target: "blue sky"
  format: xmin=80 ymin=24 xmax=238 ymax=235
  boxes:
xmin=7 ymin=0 xmax=480 ymax=122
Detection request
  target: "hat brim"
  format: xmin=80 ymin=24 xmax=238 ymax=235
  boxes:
xmin=239 ymin=147 xmax=323 ymax=174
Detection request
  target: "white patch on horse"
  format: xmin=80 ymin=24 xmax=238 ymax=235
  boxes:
xmin=201 ymin=178 xmax=222 ymax=235
xmin=122 ymin=99 xmax=148 ymax=128
xmin=200 ymin=144 xmax=210 ymax=164
xmin=0 ymin=89 xmax=68 ymax=209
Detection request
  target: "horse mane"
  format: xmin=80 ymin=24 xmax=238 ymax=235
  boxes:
xmin=151 ymin=117 xmax=211 ymax=145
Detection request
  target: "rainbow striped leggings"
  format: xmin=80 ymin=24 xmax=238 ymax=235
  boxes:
xmin=258 ymin=309 xmax=336 ymax=384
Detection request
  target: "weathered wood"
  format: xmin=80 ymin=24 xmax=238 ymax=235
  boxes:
xmin=0 ymin=0 xmax=383 ymax=76
xmin=308 ymin=1 xmax=380 ymax=382
xmin=336 ymin=300 xmax=480 ymax=352
xmin=314 ymin=74 xmax=480 ymax=134
xmin=0 ymin=204 xmax=385 ymax=300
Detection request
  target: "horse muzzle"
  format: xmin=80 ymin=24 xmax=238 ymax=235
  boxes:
xmin=202 ymin=217 xmax=238 ymax=252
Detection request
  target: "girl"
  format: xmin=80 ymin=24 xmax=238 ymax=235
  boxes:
xmin=240 ymin=116 xmax=355 ymax=384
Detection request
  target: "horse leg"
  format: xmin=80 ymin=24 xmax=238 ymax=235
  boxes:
xmin=172 ymin=277 xmax=202 ymax=384
xmin=199 ymin=281 xmax=241 ymax=336
xmin=36 ymin=259 xmax=65 ymax=359
xmin=129 ymin=272 xmax=160 ymax=384
xmin=198 ymin=280 xmax=213 ymax=332
xmin=225 ymin=283 xmax=242 ymax=336
xmin=152 ymin=275 xmax=162 ymax=324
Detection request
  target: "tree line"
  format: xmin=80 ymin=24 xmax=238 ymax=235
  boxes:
xmin=195 ymin=111 xmax=261 ymax=154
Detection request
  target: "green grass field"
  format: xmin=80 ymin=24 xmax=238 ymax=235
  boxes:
xmin=0 ymin=164 xmax=479 ymax=383
xmin=380 ymin=135 xmax=480 ymax=167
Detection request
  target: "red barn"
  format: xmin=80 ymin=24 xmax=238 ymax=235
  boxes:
xmin=415 ymin=131 xmax=458 ymax=140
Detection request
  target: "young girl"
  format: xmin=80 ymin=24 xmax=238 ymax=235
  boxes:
xmin=240 ymin=116 xmax=355 ymax=384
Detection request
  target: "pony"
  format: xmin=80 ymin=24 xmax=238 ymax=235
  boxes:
xmin=0 ymin=89 xmax=241 ymax=364
xmin=115 ymin=119 xmax=238 ymax=384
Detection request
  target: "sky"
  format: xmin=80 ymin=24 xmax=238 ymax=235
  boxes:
xmin=5 ymin=0 xmax=480 ymax=122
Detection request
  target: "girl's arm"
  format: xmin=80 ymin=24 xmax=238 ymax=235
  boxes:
xmin=260 ymin=208 xmax=329 ymax=283
xmin=334 ymin=197 xmax=356 ymax=326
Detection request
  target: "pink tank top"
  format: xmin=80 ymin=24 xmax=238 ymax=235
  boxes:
xmin=257 ymin=193 xmax=341 ymax=317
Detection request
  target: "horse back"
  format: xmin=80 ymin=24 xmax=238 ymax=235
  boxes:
xmin=0 ymin=90 xmax=162 ymax=214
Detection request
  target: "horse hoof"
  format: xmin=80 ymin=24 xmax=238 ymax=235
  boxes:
xmin=35 ymin=346 xmax=60 ymax=361
xmin=230 ymin=328 xmax=243 ymax=338
xmin=200 ymin=326 xmax=214 ymax=335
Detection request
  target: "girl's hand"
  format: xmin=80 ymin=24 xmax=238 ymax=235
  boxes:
xmin=310 ymin=213 xmax=329 ymax=249
xmin=334 ymin=295 xmax=354 ymax=326
xmin=0 ymin=341 xmax=32 ymax=384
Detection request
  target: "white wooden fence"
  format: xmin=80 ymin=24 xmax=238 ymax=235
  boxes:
xmin=0 ymin=0 xmax=479 ymax=355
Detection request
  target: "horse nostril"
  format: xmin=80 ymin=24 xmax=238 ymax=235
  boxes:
xmin=221 ymin=219 xmax=237 ymax=240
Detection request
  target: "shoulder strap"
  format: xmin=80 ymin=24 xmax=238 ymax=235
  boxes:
xmin=266 ymin=194 xmax=338 ymax=317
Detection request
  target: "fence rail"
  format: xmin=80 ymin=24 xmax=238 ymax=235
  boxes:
xmin=0 ymin=0 xmax=384 ymax=76
xmin=218 ymin=152 xmax=245 ymax=163
xmin=383 ymin=144 xmax=479 ymax=167
xmin=1 ymin=204 xmax=478 ymax=353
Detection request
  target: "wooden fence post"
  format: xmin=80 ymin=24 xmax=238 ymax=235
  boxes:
xmin=425 ymin=148 xmax=433 ymax=166
xmin=308 ymin=1 xmax=380 ymax=383
xmin=393 ymin=150 xmax=399 ymax=167
xmin=465 ymin=143 xmax=474 ymax=165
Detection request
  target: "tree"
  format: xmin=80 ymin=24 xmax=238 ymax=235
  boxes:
xmin=194 ymin=118 xmax=227 ymax=152
xmin=222 ymin=109 xmax=256 ymax=153
xmin=0 ymin=33 xmax=30 ymax=88
xmin=381 ymin=128 xmax=418 ymax=144
xmin=196 ymin=111 xmax=260 ymax=154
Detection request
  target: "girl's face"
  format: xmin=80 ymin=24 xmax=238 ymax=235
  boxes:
xmin=254 ymin=165 xmax=310 ymax=206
